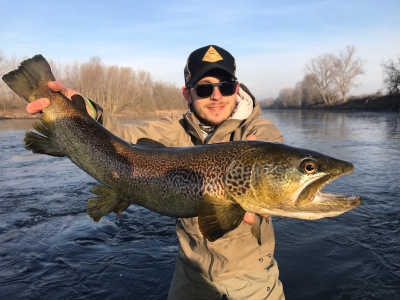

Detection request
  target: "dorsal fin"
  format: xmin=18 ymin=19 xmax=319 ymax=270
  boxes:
xmin=135 ymin=138 xmax=166 ymax=148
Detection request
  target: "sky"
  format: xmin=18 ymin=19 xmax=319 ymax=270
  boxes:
xmin=1 ymin=0 xmax=399 ymax=99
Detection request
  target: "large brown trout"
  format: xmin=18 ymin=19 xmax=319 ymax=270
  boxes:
xmin=2 ymin=55 xmax=361 ymax=244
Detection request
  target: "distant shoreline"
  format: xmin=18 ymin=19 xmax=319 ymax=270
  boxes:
xmin=1 ymin=94 xmax=399 ymax=120
xmin=0 ymin=109 xmax=38 ymax=120
xmin=263 ymin=94 xmax=400 ymax=112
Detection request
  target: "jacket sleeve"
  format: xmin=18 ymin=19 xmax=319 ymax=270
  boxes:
xmin=100 ymin=110 xmax=183 ymax=146
xmin=246 ymin=118 xmax=284 ymax=143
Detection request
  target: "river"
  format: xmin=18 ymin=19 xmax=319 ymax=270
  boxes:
xmin=0 ymin=110 xmax=399 ymax=299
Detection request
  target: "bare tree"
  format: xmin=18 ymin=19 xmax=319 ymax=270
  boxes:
xmin=0 ymin=52 xmax=186 ymax=113
xmin=276 ymin=88 xmax=293 ymax=108
xmin=300 ymin=73 xmax=322 ymax=107
xmin=292 ymin=82 xmax=303 ymax=107
xmin=258 ymin=97 xmax=275 ymax=109
xmin=153 ymin=80 xmax=186 ymax=110
xmin=332 ymin=45 xmax=365 ymax=102
xmin=305 ymin=53 xmax=337 ymax=104
xmin=0 ymin=50 xmax=7 ymax=75
xmin=0 ymin=52 xmax=27 ymax=109
xmin=275 ymin=86 xmax=302 ymax=108
xmin=381 ymin=55 xmax=400 ymax=94
xmin=80 ymin=56 xmax=105 ymax=104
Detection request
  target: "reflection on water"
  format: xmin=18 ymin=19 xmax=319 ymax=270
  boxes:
xmin=1 ymin=111 xmax=399 ymax=300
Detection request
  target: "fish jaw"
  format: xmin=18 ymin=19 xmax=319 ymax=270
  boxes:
xmin=253 ymin=190 xmax=362 ymax=220
xmin=278 ymin=159 xmax=362 ymax=219
xmin=225 ymin=143 xmax=362 ymax=220
xmin=252 ymin=193 xmax=362 ymax=219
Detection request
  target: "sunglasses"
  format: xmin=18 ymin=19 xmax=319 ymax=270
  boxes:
xmin=188 ymin=81 xmax=238 ymax=98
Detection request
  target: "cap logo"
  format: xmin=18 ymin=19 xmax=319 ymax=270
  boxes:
xmin=202 ymin=46 xmax=223 ymax=62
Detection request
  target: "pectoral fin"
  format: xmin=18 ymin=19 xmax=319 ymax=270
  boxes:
xmin=87 ymin=185 xmax=123 ymax=222
xmin=250 ymin=214 xmax=264 ymax=245
xmin=198 ymin=194 xmax=246 ymax=242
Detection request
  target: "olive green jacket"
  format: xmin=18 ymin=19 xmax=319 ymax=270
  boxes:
xmin=99 ymin=84 xmax=283 ymax=281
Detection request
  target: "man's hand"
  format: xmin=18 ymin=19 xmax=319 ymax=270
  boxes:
xmin=243 ymin=134 xmax=270 ymax=225
xmin=243 ymin=212 xmax=271 ymax=224
xmin=26 ymin=81 xmax=92 ymax=116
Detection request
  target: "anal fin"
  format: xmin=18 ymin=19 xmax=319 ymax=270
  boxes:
xmin=87 ymin=185 xmax=123 ymax=222
xmin=198 ymin=194 xmax=245 ymax=242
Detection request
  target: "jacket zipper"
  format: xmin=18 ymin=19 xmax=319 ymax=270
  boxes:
xmin=185 ymin=112 xmax=216 ymax=281
xmin=184 ymin=114 xmax=205 ymax=144
xmin=203 ymin=237 xmax=214 ymax=281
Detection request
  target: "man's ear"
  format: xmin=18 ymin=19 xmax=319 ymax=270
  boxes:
xmin=236 ymin=81 xmax=240 ymax=93
xmin=182 ymin=86 xmax=193 ymax=104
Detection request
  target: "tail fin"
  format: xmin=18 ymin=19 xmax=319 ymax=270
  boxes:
xmin=2 ymin=54 xmax=55 ymax=103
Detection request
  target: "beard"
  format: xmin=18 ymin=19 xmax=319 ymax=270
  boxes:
xmin=190 ymin=105 xmax=220 ymax=126
xmin=189 ymin=102 xmax=234 ymax=126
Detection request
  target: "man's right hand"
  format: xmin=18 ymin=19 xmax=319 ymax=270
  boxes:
xmin=26 ymin=81 xmax=82 ymax=114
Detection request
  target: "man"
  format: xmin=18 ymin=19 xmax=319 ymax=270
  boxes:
xmin=27 ymin=45 xmax=285 ymax=299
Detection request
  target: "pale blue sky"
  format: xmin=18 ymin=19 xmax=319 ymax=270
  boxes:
xmin=1 ymin=0 xmax=399 ymax=98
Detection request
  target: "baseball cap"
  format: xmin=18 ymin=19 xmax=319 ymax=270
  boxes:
xmin=184 ymin=45 xmax=237 ymax=86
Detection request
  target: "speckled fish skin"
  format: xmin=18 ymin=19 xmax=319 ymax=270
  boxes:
xmin=2 ymin=55 xmax=362 ymax=242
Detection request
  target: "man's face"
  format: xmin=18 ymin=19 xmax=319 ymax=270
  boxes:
xmin=182 ymin=75 xmax=240 ymax=126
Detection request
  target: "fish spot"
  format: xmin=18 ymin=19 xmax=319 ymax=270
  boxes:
xmin=112 ymin=172 xmax=120 ymax=179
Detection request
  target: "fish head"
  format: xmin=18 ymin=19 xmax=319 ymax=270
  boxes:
xmin=225 ymin=142 xmax=362 ymax=219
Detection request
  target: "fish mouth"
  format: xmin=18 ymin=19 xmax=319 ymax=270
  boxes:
xmin=256 ymin=163 xmax=361 ymax=220
xmin=312 ymin=192 xmax=361 ymax=207
xmin=248 ymin=157 xmax=362 ymax=220
xmin=286 ymin=166 xmax=362 ymax=219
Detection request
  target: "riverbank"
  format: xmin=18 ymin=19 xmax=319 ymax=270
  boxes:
xmin=0 ymin=109 xmax=37 ymax=119
xmin=2 ymin=94 xmax=399 ymax=119
xmin=263 ymin=94 xmax=400 ymax=112
xmin=312 ymin=94 xmax=400 ymax=112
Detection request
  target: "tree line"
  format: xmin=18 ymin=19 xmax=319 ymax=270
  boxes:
xmin=266 ymin=45 xmax=400 ymax=109
xmin=0 ymin=51 xmax=187 ymax=113
xmin=2 ymin=49 xmax=399 ymax=112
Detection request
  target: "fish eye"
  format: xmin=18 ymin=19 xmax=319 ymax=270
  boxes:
xmin=301 ymin=160 xmax=318 ymax=174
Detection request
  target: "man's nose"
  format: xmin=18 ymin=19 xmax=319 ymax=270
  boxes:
xmin=211 ymin=85 xmax=223 ymax=100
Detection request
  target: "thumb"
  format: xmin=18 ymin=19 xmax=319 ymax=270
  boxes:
xmin=47 ymin=81 xmax=80 ymax=100
xmin=47 ymin=81 xmax=64 ymax=92
xmin=246 ymin=134 xmax=257 ymax=140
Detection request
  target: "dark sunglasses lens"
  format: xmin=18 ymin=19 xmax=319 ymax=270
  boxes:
xmin=219 ymin=82 xmax=236 ymax=95
xmin=195 ymin=84 xmax=214 ymax=97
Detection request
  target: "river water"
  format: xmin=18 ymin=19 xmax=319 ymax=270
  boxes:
xmin=0 ymin=110 xmax=399 ymax=300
